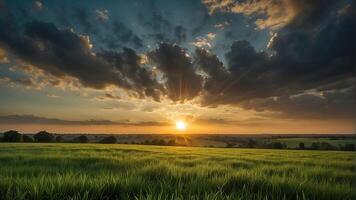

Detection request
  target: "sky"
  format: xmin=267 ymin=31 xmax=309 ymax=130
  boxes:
xmin=0 ymin=0 xmax=354 ymax=134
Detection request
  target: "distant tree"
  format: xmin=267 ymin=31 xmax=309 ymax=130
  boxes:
xmin=341 ymin=144 xmax=355 ymax=151
xmin=143 ymin=140 xmax=151 ymax=145
xmin=271 ymin=142 xmax=286 ymax=149
xmin=247 ymin=139 xmax=257 ymax=148
xmin=320 ymin=142 xmax=337 ymax=150
xmin=34 ymin=131 xmax=54 ymax=142
xmin=151 ymin=139 xmax=159 ymax=145
xmin=299 ymin=142 xmax=305 ymax=149
xmin=311 ymin=142 xmax=320 ymax=150
xmin=158 ymin=139 xmax=166 ymax=145
xmin=225 ymin=143 xmax=234 ymax=148
xmin=55 ymin=136 xmax=64 ymax=142
xmin=2 ymin=130 xmax=22 ymax=142
xmin=167 ymin=139 xmax=176 ymax=146
xmin=22 ymin=135 xmax=34 ymax=143
xmin=75 ymin=135 xmax=89 ymax=143
xmin=99 ymin=136 xmax=117 ymax=144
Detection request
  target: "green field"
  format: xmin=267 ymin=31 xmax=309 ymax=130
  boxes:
xmin=0 ymin=143 xmax=355 ymax=200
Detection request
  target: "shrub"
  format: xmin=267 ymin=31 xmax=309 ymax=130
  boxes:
xmin=34 ymin=131 xmax=54 ymax=142
xmin=341 ymin=144 xmax=355 ymax=151
xmin=22 ymin=135 xmax=34 ymax=142
xmin=2 ymin=130 xmax=22 ymax=142
xmin=75 ymin=135 xmax=89 ymax=143
xmin=167 ymin=139 xmax=176 ymax=146
xmin=299 ymin=142 xmax=305 ymax=149
xmin=271 ymin=142 xmax=286 ymax=149
xmin=99 ymin=136 xmax=117 ymax=144
xmin=247 ymin=139 xmax=257 ymax=148
xmin=311 ymin=142 xmax=320 ymax=150
xmin=55 ymin=136 xmax=63 ymax=142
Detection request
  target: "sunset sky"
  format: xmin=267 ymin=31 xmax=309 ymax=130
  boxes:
xmin=0 ymin=0 xmax=354 ymax=134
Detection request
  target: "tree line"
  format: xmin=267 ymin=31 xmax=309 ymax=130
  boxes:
xmin=225 ymin=139 xmax=355 ymax=151
xmin=1 ymin=130 xmax=354 ymax=151
xmin=1 ymin=130 xmax=118 ymax=144
xmin=0 ymin=130 xmax=179 ymax=146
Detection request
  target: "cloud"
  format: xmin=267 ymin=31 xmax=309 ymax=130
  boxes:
xmin=95 ymin=9 xmax=109 ymax=22
xmin=0 ymin=115 xmax=167 ymax=126
xmin=202 ymin=0 xmax=337 ymax=29
xmin=192 ymin=33 xmax=216 ymax=48
xmin=106 ymin=20 xmax=144 ymax=49
xmin=72 ymin=7 xmax=95 ymax=33
xmin=0 ymin=47 xmax=8 ymax=63
xmin=0 ymin=76 xmax=40 ymax=89
xmin=0 ymin=13 xmax=162 ymax=100
xmin=195 ymin=117 xmax=270 ymax=127
xmin=99 ymin=48 xmax=163 ymax=101
xmin=149 ymin=43 xmax=203 ymax=102
xmin=174 ymin=25 xmax=187 ymax=43
xmin=240 ymin=87 xmax=356 ymax=120
xmin=33 ymin=1 xmax=43 ymax=11
xmin=195 ymin=2 xmax=355 ymax=119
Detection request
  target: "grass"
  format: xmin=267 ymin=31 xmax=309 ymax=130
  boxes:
xmin=0 ymin=143 xmax=355 ymax=200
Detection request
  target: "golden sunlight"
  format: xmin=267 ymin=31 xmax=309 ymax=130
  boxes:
xmin=175 ymin=120 xmax=187 ymax=131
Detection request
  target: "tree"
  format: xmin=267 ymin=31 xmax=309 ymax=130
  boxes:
xmin=167 ymin=139 xmax=176 ymax=146
xmin=34 ymin=131 xmax=54 ymax=142
xmin=99 ymin=136 xmax=117 ymax=144
xmin=311 ymin=142 xmax=320 ymax=150
xmin=2 ymin=130 xmax=22 ymax=142
xmin=247 ymin=139 xmax=257 ymax=148
xmin=55 ymin=136 xmax=63 ymax=142
xmin=299 ymin=142 xmax=305 ymax=149
xmin=271 ymin=142 xmax=286 ymax=149
xmin=341 ymin=144 xmax=355 ymax=151
xmin=23 ymin=135 xmax=34 ymax=142
xmin=225 ymin=143 xmax=234 ymax=148
xmin=75 ymin=135 xmax=89 ymax=143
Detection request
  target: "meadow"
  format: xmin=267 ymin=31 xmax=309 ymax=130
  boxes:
xmin=0 ymin=143 xmax=355 ymax=200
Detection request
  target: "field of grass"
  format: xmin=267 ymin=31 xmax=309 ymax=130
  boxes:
xmin=270 ymin=138 xmax=356 ymax=148
xmin=0 ymin=143 xmax=355 ymax=200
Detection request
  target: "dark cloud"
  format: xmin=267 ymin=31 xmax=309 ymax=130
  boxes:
xmin=195 ymin=1 xmax=355 ymax=119
xmin=0 ymin=12 xmax=162 ymax=100
xmin=72 ymin=7 xmax=95 ymax=33
xmin=109 ymin=20 xmax=143 ymax=49
xmin=174 ymin=25 xmax=187 ymax=43
xmin=0 ymin=76 xmax=38 ymax=88
xmin=137 ymin=3 xmax=187 ymax=44
xmin=0 ymin=115 xmax=166 ymax=126
xmin=240 ymin=87 xmax=356 ymax=120
xmin=149 ymin=43 xmax=203 ymax=102
xmin=99 ymin=48 xmax=163 ymax=101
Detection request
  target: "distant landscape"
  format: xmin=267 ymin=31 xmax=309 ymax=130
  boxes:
xmin=1 ymin=130 xmax=355 ymax=151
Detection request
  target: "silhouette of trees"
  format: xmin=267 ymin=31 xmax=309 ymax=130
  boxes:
xmin=99 ymin=136 xmax=117 ymax=144
xmin=2 ymin=130 xmax=22 ymax=142
xmin=23 ymin=135 xmax=34 ymax=142
xmin=167 ymin=139 xmax=177 ymax=146
xmin=341 ymin=144 xmax=355 ymax=151
xmin=75 ymin=135 xmax=89 ymax=143
xmin=247 ymin=139 xmax=257 ymax=148
xmin=299 ymin=142 xmax=305 ymax=149
xmin=34 ymin=131 xmax=54 ymax=142
xmin=273 ymin=142 xmax=286 ymax=149
xmin=55 ymin=136 xmax=63 ymax=142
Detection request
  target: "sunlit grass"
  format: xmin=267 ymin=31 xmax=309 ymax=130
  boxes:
xmin=0 ymin=143 xmax=355 ymax=200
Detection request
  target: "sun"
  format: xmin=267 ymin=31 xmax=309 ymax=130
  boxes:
xmin=175 ymin=120 xmax=187 ymax=131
